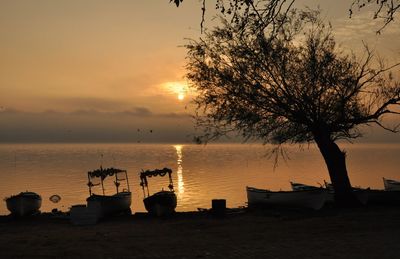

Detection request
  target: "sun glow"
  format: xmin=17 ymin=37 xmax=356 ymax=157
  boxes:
xmin=163 ymin=81 xmax=188 ymax=101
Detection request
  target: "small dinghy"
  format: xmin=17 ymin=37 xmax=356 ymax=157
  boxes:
xmin=5 ymin=191 xmax=42 ymax=217
xmin=140 ymin=168 xmax=177 ymax=216
xmin=246 ymin=186 xmax=328 ymax=210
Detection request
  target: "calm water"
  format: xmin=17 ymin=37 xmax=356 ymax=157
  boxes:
xmin=0 ymin=143 xmax=399 ymax=215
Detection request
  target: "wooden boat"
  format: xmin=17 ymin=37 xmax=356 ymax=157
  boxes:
xmin=86 ymin=167 xmax=131 ymax=218
xmin=5 ymin=191 xmax=42 ymax=217
xmin=246 ymin=186 xmax=328 ymax=210
xmin=383 ymin=178 xmax=400 ymax=191
xmin=290 ymin=181 xmax=337 ymax=203
xmin=366 ymin=189 xmax=400 ymax=205
xmin=324 ymin=181 xmax=369 ymax=205
xmin=290 ymin=181 xmax=321 ymax=191
xmin=291 ymin=181 xmax=368 ymax=205
xmin=140 ymin=168 xmax=177 ymax=216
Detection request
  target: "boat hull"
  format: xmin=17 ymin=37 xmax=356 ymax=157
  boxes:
xmin=247 ymin=186 xmax=328 ymax=210
xmin=5 ymin=192 xmax=42 ymax=217
xmin=87 ymin=191 xmax=131 ymax=218
xmin=383 ymin=178 xmax=400 ymax=191
xmin=325 ymin=189 xmax=369 ymax=205
xmin=292 ymin=182 xmax=369 ymax=205
xmin=143 ymin=191 xmax=177 ymax=216
xmin=366 ymin=189 xmax=400 ymax=205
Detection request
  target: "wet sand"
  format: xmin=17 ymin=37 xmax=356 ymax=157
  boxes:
xmin=0 ymin=206 xmax=399 ymax=258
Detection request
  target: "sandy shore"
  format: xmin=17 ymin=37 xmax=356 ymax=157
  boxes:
xmin=0 ymin=206 xmax=399 ymax=258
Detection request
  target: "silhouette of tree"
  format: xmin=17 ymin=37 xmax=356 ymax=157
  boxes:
xmin=170 ymin=0 xmax=183 ymax=7
xmin=170 ymin=0 xmax=399 ymax=33
xmin=350 ymin=0 xmax=400 ymax=33
xmin=171 ymin=0 xmax=294 ymax=32
xmin=185 ymin=9 xmax=400 ymax=205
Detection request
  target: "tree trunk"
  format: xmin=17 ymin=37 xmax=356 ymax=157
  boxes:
xmin=313 ymin=132 xmax=360 ymax=207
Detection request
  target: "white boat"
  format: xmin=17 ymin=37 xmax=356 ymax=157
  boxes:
xmin=290 ymin=179 xmax=369 ymax=205
xmin=383 ymin=178 xmax=400 ymax=191
xmin=290 ymin=181 xmax=337 ymax=203
xmin=5 ymin=192 xmax=42 ymax=217
xmin=324 ymin=181 xmax=369 ymax=205
xmin=290 ymin=182 xmax=321 ymax=191
xmin=140 ymin=168 xmax=177 ymax=216
xmin=246 ymin=186 xmax=328 ymax=210
xmin=86 ymin=167 xmax=132 ymax=218
xmin=87 ymin=192 xmax=132 ymax=217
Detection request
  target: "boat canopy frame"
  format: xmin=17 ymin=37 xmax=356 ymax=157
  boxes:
xmin=87 ymin=167 xmax=130 ymax=196
xmin=140 ymin=167 xmax=174 ymax=197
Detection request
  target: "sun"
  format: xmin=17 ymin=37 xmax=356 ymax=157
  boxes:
xmin=163 ymin=81 xmax=188 ymax=101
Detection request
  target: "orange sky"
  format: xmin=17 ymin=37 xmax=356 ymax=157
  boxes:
xmin=0 ymin=1 xmax=399 ymax=142
xmin=0 ymin=1 xmax=204 ymax=114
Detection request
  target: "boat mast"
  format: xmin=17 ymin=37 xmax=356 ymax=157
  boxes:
xmin=125 ymin=170 xmax=131 ymax=192
xmin=87 ymin=173 xmax=92 ymax=196
xmin=101 ymin=177 xmax=105 ymax=195
xmin=168 ymin=171 xmax=174 ymax=191
xmin=115 ymin=172 xmax=119 ymax=194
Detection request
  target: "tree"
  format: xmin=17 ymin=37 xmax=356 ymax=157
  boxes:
xmin=185 ymin=8 xmax=400 ymax=206
xmin=170 ymin=0 xmax=399 ymax=33
xmin=170 ymin=0 xmax=294 ymax=32
xmin=350 ymin=0 xmax=400 ymax=33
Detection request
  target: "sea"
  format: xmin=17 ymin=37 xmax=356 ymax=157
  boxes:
xmin=0 ymin=143 xmax=399 ymax=215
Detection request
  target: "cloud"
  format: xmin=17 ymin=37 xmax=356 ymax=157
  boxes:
xmin=120 ymin=107 xmax=153 ymax=117
xmin=333 ymin=11 xmax=400 ymax=56
xmin=66 ymin=107 xmax=189 ymax=118
xmin=0 ymin=107 xmax=194 ymax=143
xmin=48 ymin=97 xmax=130 ymax=112
xmin=0 ymin=107 xmax=398 ymax=143
xmin=0 ymin=107 xmax=20 ymax=114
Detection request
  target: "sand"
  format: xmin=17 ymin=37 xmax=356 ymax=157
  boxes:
xmin=0 ymin=206 xmax=399 ymax=258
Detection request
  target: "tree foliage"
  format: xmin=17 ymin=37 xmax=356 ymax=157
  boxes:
xmin=185 ymin=5 xmax=400 ymax=204
xmin=350 ymin=0 xmax=400 ymax=33
xmin=170 ymin=0 xmax=183 ymax=7
xmin=186 ymin=9 xmax=400 ymax=146
xmin=172 ymin=0 xmax=400 ymax=205
xmin=170 ymin=0 xmax=399 ymax=33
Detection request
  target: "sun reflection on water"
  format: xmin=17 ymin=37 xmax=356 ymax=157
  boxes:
xmin=174 ymin=145 xmax=184 ymax=195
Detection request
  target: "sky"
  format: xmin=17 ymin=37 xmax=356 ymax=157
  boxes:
xmin=0 ymin=0 xmax=399 ymax=143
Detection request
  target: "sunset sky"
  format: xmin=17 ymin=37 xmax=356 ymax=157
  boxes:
xmin=0 ymin=0 xmax=399 ymax=143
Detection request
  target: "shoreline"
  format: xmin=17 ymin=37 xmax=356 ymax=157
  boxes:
xmin=1 ymin=205 xmax=399 ymax=258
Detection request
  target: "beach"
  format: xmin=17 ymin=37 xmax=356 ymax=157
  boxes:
xmin=0 ymin=206 xmax=399 ymax=258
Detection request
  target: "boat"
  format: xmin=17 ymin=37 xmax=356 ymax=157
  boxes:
xmin=140 ymin=167 xmax=177 ymax=216
xmin=323 ymin=181 xmax=369 ymax=205
xmin=365 ymin=178 xmax=400 ymax=205
xmin=86 ymin=167 xmax=132 ymax=218
xmin=5 ymin=191 xmax=42 ymax=217
xmin=290 ymin=181 xmax=336 ymax=203
xmin=366 ymin=189 xmax=400 ymax=205
xmin=290 ymin=181 xmax=321 ymax=191
xmin=383 ymin=177 xmax=400 ymax=191
xmin=246 ymin=186 xmax=328 ymax=210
